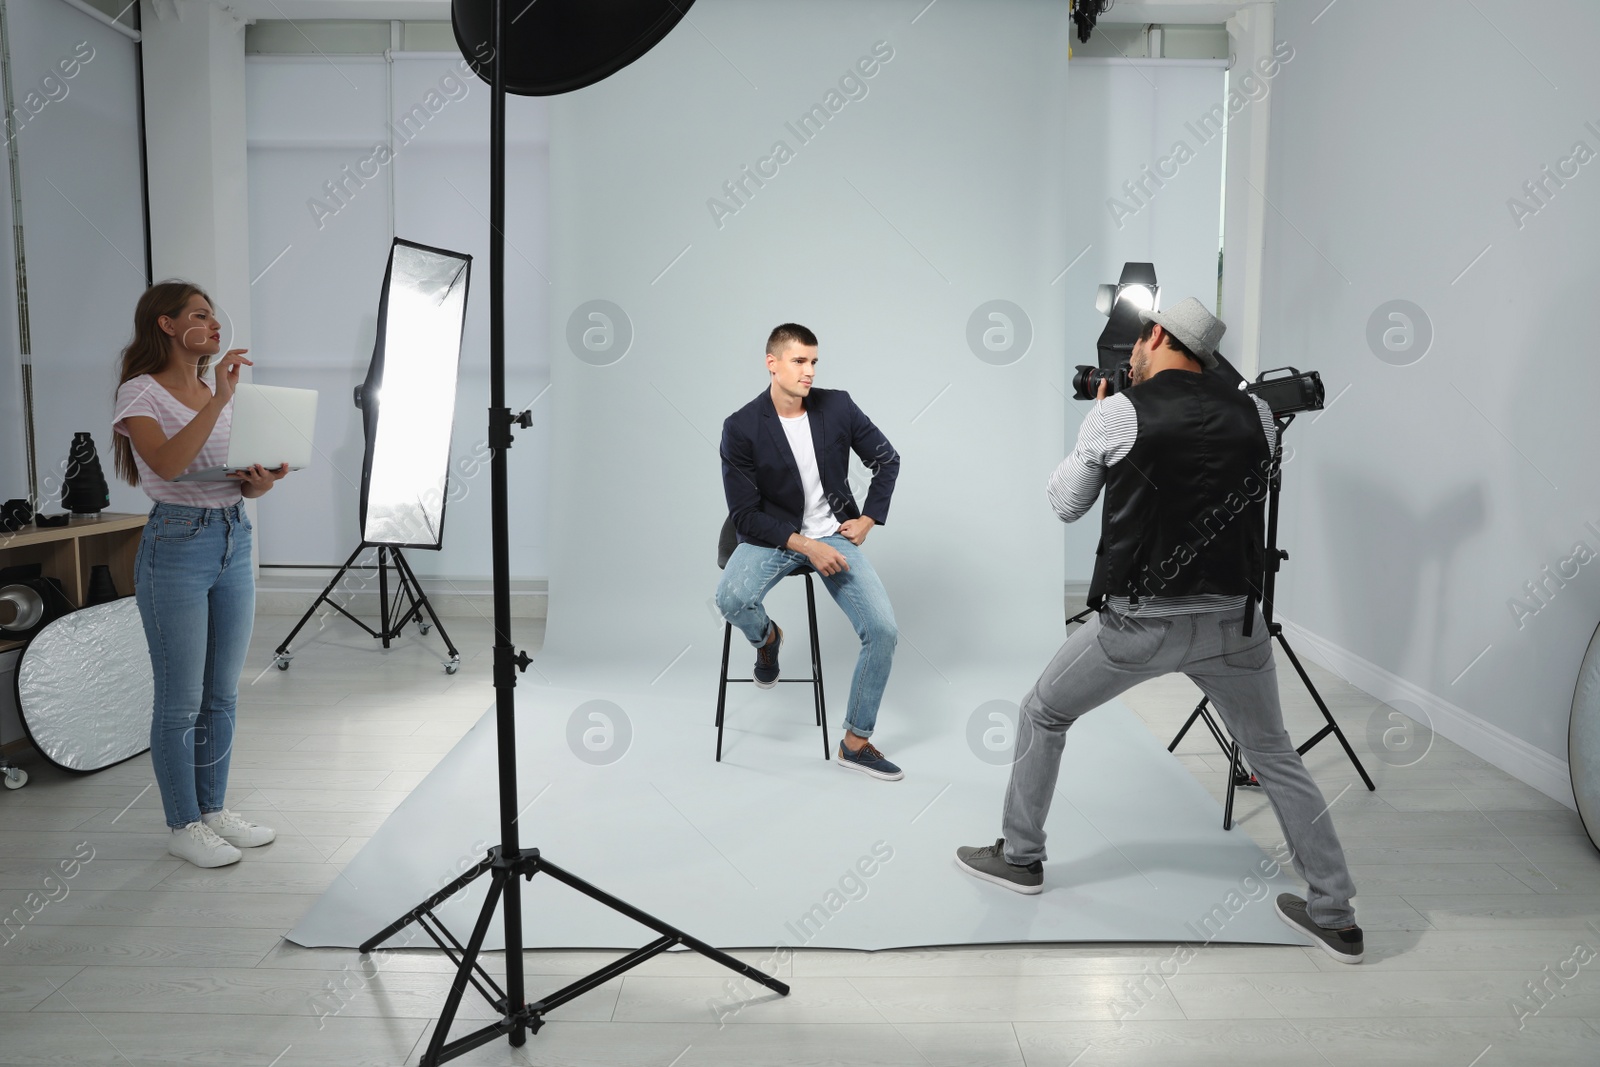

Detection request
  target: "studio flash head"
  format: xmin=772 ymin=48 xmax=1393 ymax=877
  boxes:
xmin=1074 ymin=261 xmax=1158 ymax=402
xmin=1244 ymin=366 xmax=1325 ymax=417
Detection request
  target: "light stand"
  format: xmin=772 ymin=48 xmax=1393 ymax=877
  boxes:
xmin=270 ymin=543 xmax=459 ymax=674
xmin=272 ymin=236 xmax=472 ymax=678
xmin=1166 ymin=413 xmax=1376 ymax=828
xmin=358 ymin=3 xmax=788 ymax=1062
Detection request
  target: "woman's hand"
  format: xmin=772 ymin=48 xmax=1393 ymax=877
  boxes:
xmin=212 ymin=349 xmax=252 ymax=404
xmin=229 ymin=462 xmax=288 ymax=498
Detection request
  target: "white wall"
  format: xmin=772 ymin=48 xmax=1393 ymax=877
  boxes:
xmin=0 ymin=0 xmax=148 ymax=511
xmin=1261 ymin=0 xmax=1598 ymax=803
xmin=244 ymin=51 xmax=549 ymax=580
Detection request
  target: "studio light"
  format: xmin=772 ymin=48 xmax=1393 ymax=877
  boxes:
xmin=1071 ymin=0 xmax=1114 ymax=44
xmin=1075 ymin=261 xmax=1159 ymax=399
xmin=272 ymin=238 xmax=472 ymax=676
xmin=1115 ymin=282 xmax=1156 ymax=311
xmin=357 ymin=239 xmax=472 ymax=548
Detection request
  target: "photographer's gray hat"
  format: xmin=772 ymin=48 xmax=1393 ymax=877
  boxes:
xmin=1137 ymin=297 xmax=1225 ymax=368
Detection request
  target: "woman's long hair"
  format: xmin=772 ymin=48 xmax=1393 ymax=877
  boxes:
xmin=113 ymin=281 xmax=214 ymax=486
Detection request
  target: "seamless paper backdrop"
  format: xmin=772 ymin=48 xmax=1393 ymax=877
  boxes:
xmin=288 ymin=3 xmax=1307 ymax=956
xmin=543 ymin=0 xmax=1073 ymax=689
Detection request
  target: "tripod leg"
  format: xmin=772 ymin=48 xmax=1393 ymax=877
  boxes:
xmin=1168 ymin=700 xmax=1207 ymax=751
xmin=1223 ymin=741 xmax=1240 ymax=830
xmin=378 ymin=547 xmax=393 ymax=648
xmin=275 ymin=544 xmax=366 ymax=655
xmin=359 ymin=850 xmax=497 ymax=952
xmin=393 ymin=548 xmax=461 ymax=658
xmin=1197 ymin=704 xmax=1236 ymax=759
xmin=1275 ymin=633 xmax=1377 ymax=791
xmin=422 ymin=866 xmax=508 ymax=1067
xmin=1172 ymin=698 xmax=1251 ymax=829
xmin=536 ymin=857 xmax=790 ymax=996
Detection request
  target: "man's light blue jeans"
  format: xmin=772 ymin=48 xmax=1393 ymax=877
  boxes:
xmin=134 ymin=502 xmax=255 ymax=829
xmin=716 ymin=535 xmax=897 ymax=739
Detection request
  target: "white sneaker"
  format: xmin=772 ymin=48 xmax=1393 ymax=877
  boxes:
xmin=169 ymin=821 xmax=242 ymax=868
xmin=203 ymin=809 xmax=276 ymax=848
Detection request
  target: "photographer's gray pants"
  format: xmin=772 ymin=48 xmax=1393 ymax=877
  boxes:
xmin=1001 ymin=605 xmax=1359 ymax=930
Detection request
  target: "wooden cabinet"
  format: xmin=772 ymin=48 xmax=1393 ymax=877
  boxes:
xmin=0 ymin=512 xmax=147 ymax=655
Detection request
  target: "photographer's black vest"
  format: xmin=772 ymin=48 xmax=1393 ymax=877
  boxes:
xmin=1086 ymin=369 xmax=1272 ymax=614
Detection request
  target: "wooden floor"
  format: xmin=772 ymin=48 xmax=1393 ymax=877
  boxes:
xmin=2 ymin=609 xmax=1598 ymax=1066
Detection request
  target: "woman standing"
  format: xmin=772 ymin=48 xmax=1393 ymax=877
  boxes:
xmin=112 ymin=281 xmax=288 ymax=868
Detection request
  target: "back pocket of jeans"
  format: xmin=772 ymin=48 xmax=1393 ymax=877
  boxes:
xmin=1219 ymin=616 xmax=1272 ymax=669
xmin=1096 ymin=612 xmax=1172 ymax=666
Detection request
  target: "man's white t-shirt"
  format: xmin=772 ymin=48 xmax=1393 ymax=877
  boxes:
xmin=777 ymin=410 xmax=841 ymax=539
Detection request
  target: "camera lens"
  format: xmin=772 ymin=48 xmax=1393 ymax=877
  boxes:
xmin=1072 ymin=365 xmax=1099 ymax=401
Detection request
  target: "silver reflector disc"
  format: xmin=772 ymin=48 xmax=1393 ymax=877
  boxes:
xmin=16 ymin=597 xmax=152 ymax=772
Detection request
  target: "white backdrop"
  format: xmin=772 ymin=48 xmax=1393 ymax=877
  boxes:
xmin=236 ymin=30 xmax=1225 ymax=598
xmin=281 ymin=8 xmax=1310 ymax=957
xmin=0 ymin=0 xmax=147 ymax=511
xmin=243 ymin=52 xmax=550 ymax=579
xmin=1060 ymin=58 xmax=1228 ymax=580
xmin=541 ymin=0 xmax=1073 ymax=685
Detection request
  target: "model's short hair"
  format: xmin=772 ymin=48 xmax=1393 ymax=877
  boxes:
xmin=1139 ymin=318 xmax=1197 ymax=363
xmin=766 ymin=322 xmax=818 ymax=355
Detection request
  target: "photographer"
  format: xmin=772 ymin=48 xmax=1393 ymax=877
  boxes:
xmin=954 ymin=298 xmax=1363 ymax=964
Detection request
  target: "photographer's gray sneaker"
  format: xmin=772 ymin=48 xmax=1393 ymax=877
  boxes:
xmin=1275 ymin=893 xmax=1363 ymax=963
xmin=954 ymin=838 xmax=1043 ymax=895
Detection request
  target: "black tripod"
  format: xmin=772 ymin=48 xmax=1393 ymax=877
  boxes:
xmin=358 ymin=3 xmax=788 ymax=1062
xmin=1067 ymin=413 xmax=1376 ymax=830
xmin=1170 ymin=414 xmax=1375 ymax=828
xmin=270 ymin=543 xmax=460 ymax=674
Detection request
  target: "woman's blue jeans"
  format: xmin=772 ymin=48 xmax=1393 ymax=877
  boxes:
xmin=134 ymin=502 xmax=255 ymax=829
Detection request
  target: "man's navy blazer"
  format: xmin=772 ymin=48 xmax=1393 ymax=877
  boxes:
xmin=719 ymin=387 xmax=900 ymax=550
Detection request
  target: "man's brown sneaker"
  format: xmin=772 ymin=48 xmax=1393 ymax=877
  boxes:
xmin=753 ymin=621 xmax=782 ymax=689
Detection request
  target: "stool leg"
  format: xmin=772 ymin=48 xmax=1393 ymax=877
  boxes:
xmin=716 ymin=621 xmax=733 ymax=762
xmin=804 ymin=573 xmax=829 ymax=759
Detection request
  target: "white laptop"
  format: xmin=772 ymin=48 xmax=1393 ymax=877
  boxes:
xmin=174 ymin=383 xmax=319 ymax=482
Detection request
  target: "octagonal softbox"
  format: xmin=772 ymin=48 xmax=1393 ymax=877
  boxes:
xmin=452 ymin=0 xmax=695 ymax=97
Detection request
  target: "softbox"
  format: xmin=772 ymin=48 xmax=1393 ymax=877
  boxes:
xmin=452 ymin=0 xmax=694 ymax=96
xmin=355 ymin=238 xmax=472 ymax=549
